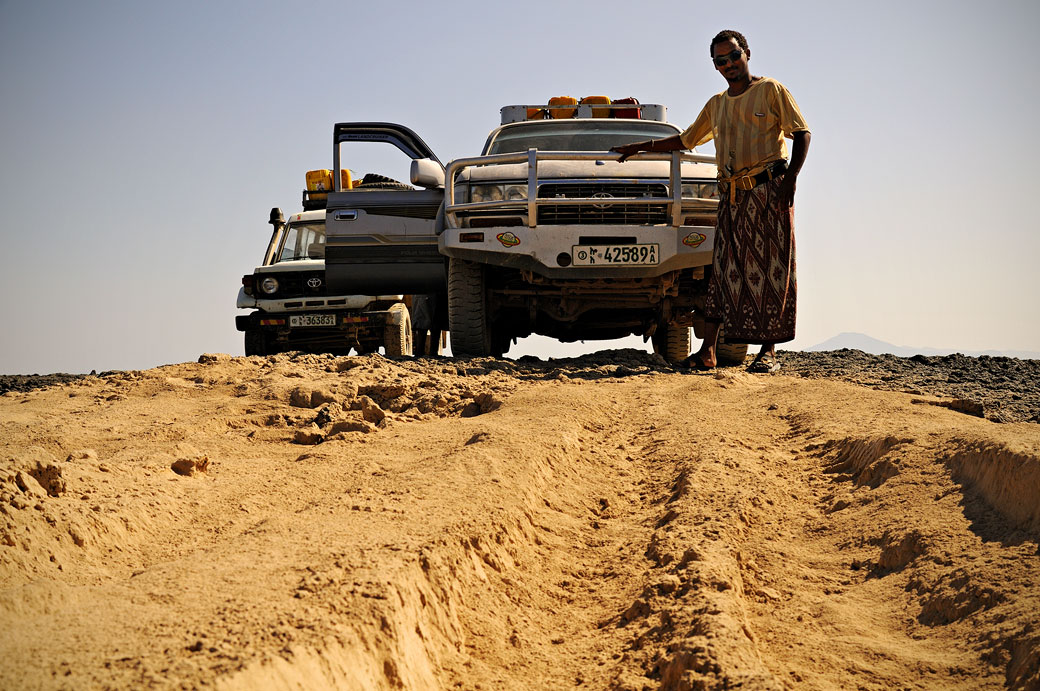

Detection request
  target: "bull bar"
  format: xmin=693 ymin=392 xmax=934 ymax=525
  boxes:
xmin=445 ymin=149 xmax=718 ymax=229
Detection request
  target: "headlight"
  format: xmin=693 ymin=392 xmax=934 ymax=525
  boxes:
xmin=260 ymin=277 xmax=279 ymax=295
xmin=504 ymin=184 xmax=527 ymax=201
xmin=681 ymin=182 xmax=719 ymax=200
xmin=469 ymin=183 xmax=525 ymax=203
xmin=453 ymin=184 xmax=469 ymax=204
xmin=471 ymin=184 xmax=504 ymax=203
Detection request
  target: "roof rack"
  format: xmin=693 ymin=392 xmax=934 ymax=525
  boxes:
xmin=500 ymin=101 xmax=666 ymax=125
xmin=301 ymin=189 xmax=327 ymax=211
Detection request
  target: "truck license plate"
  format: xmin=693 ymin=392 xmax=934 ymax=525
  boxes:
xmin=571 ymin=244 xmax=659 ymax=266
xmin=289 ymin=314 xmax=337 ymax=327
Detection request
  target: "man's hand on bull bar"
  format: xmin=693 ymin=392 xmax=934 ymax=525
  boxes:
xmin=611 ymin=143 xmax=643 ymax=162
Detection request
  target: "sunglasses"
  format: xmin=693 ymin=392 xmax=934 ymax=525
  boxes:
xmin=713 ymin=49 xmax=743 ymax=67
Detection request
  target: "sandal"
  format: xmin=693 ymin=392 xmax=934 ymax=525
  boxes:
xmin=748 ymin=353 xmax=781 ymax=373
xmin=677 ymin=354 xmax=715 ymax=371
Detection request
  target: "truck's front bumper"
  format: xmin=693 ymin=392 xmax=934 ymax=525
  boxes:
xmin=235 ymin=309 xmax=390 ymax=333
xmin=438 ymin=224 xmax=715 ymax=279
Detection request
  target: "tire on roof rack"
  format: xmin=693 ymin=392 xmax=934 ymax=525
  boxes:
xmin=358 ymin=173 xmax=413 ymax=190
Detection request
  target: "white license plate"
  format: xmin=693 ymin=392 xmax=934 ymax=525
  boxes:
xmin=571 ymin=243 xmax=659 ymax=266
xmin=289 ymin=314 xmax=337 ymax=327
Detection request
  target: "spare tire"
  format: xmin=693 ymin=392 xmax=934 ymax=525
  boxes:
xmin=357 ymin=173 xmax=413 ymax=190
xmin=361 ymin=173 xmax=398 ymax=184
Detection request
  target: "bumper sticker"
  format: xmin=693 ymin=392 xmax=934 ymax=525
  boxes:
xmin=496 ymin=232 xmax=520 ymax=248
xmin=683 ymin=232 xmax=707 ymax=248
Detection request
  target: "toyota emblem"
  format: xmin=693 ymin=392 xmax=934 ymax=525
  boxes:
xmin=307 ymin=277 xmax=322 ymax=289
xmin=591 ymin=191 xmax=613 ymax=210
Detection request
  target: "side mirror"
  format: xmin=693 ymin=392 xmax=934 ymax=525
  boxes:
xmin=410 ymin=158 xmax=445 ymax=188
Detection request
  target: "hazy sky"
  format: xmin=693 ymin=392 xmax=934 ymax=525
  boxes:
xmin=2 ymin=0 xmax=1038 ymax=374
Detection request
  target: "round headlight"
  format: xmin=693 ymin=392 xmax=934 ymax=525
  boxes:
xmin=260 ymin=277 xmax=279 ymax=295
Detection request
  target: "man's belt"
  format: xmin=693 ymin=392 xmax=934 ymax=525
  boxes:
xmin=721 ymin=160 xmax=788 ymax=205
xmin=730 ymin=159 xmax=788 ymax=191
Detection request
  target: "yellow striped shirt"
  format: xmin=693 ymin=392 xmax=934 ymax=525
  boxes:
xmin=680 ymin=77 xmax=809 ymax=178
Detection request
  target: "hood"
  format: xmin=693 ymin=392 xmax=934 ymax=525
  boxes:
xmin=255 ymin=259 xmax=325 ymax=273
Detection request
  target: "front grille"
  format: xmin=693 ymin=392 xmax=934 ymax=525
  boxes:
xmin=537 ymin=182 xmax=669 ymax=225
xmin=266 ymin=272 xmax=327 ymax=298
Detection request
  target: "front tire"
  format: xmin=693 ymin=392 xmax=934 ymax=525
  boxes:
xmin=383 ymin=303 xmax=413 ymax=357
xmin=652 ymin=323 xmax=691 ymax=363
xmin=244 ymin=329 xmax=270 ymax=356
xmin=448 ymin=258 xmax=494 ymax=357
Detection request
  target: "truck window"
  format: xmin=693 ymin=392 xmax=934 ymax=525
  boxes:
xmin=336 ymin=141 xmax=417 ymax=188
xmin=487 ymin=122 xmax=679 ymax=154
xmin=276 ymin=223 xmax=326 ymax=263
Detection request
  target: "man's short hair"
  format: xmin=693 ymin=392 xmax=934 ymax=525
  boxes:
xmin=710 ymin=30 xmax=749 ymax=57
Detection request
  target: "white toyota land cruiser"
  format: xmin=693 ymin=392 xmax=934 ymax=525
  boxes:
xmin=236 ymin=189 xmax=413 ymax=357
xmin=438 ymin=98 xmax=748 ymax=363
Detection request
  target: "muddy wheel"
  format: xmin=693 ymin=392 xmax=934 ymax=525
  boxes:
xmin=384 ymin=304 xmax=413 ymax=357
xmin=448 ymin=258 xmax=494 ymax=357
xmin=716 ymin=331 xmax=749 ymax=366
xmin=244 ymin=329 xmax=270 ymax=356
xmin=652 ymin=323 xmax=691 ymax=364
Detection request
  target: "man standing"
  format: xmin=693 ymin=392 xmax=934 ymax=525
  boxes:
xmin=613 ymin=30 xmax=810 ymax=372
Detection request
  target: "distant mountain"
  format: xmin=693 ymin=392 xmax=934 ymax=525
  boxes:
xmin=805 ymin=332 xmax=1039 ymax=360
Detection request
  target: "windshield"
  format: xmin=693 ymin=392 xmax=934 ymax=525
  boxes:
xmin=276 ymin=222 xmax=325 ymax=262
xmin=486 ymin=121 xmax=681 ymax=154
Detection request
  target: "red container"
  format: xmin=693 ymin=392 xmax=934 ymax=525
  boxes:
xmin=612 ymin=97 xmax=641 ymax=119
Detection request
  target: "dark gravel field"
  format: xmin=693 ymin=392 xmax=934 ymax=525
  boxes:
xmin=3 ymin=349 xmax=1037 ymax=423
xmin=0 ymin=373 xmax=92 ymax=395
xmin=778 ymin=349 xmax=1040 ymax=423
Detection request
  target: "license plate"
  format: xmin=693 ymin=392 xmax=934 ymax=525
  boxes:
xmin=289 ymin=314 xmax=337 ymax=327
xmin=571 ymin=243 xmax=659 ymax=266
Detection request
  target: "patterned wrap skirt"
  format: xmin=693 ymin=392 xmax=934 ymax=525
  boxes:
xmin=704 ymin=175 xmax=797 ymax=344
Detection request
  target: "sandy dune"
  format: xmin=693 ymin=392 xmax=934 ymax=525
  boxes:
xmin=1 ymin=352 xmax=1037 ymax=690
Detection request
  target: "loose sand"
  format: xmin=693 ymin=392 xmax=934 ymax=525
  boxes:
xmin=1 ymin=351 xmax=1037 ymax=690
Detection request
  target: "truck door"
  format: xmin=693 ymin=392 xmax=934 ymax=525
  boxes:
xmin=325 ymin=123 xmax=446 ymax=295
